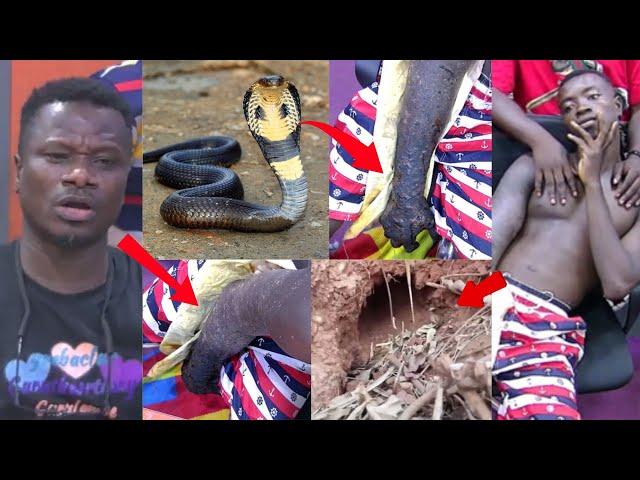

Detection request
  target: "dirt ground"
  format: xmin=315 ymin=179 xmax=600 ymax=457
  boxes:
xmin=143 ymin=60 xmax=329 ymax=259
xmin=312 ymin=259 xmax=491 ymax=420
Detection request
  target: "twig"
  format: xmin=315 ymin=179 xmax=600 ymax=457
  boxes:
xmin=366 ymin=367 xmax=396 ymax=392
xmin=382 ymin=270 xmax=397 ymax=330
xmin=432 ymin=382 xmax=444 ymax=420
xmin=452 ymin=394 xmax=477 ymax=420
xmin=440 ymin=272 xmax=488 ymax=279
xmin=393 ymin=338 xmax=407 ymax=390
xmin=399 ymin=384 xmax=438 ymax=420
xmin=424 ymin=282 xmax=448 ymax=290
xmin=405 ymin=260 xmax=416 ymax=323
xmin=460 ymin=390 xmax=492 ymax=420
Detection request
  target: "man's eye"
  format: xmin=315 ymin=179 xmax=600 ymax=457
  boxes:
xmin=563 ymin=105 xmax=574 ymax=113
xmin=46 ymin=153 xmax=68 ymax=162
xmin=589 ymin=93 xmax=600 ymax=100
xmin=95 ymin=157 xmax=115 ymax=166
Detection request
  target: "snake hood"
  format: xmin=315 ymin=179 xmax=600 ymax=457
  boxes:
xmin=243 ymin=75 xmax=301 ymax=152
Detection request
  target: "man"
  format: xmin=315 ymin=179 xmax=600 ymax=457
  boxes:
xmin=329 ymin=60 xmax=491 ymax=260
xmin=492 ymin=71 xmax=640 ymax=420
xmin=181 ymin=265 xmax=311 ymax=420
xmin=0 ymin=78 xmax=142 ymax=419
xmin=493 ymin=60 xmax=640 ymax=208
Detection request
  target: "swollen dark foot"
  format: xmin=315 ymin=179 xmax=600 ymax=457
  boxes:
xmin=181 ymin=350 xmax=220 ymax=395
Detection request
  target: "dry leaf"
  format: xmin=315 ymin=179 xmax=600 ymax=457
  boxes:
xmin=366 ymin=395 xmax=404 ymax=420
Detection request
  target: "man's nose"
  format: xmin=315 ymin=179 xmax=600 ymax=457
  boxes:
xmin=61 ymin=163 xmax=97 ymax=188
xmin=576 ymin=102 xmax=592 ymax=116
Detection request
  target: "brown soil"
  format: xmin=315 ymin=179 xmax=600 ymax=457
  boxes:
xmin=143 ymin=60 xmax=329 ymax=259
xmin=311 ymin=259 xmax=491 ymax=419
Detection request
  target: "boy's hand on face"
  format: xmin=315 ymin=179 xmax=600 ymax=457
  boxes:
xmin=567 ymin=113 xmax=618 ymax=186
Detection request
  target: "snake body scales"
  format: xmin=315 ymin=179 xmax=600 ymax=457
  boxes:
xmin=143 ymin=75 xmax=307 ymax=232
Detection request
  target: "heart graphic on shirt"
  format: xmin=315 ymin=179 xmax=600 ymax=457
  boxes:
xmin=4 ymin=353 xmax=51 ymax=389
xmin=98 ymin=353 xmax=142 ymax=389
xmin=51 ymin=342 xmax=99 ymax=379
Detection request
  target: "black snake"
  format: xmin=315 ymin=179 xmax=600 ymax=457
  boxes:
xmin=143 ymin=75 xmax=307 ymax=232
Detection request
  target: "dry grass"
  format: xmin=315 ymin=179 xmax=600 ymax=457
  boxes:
xmin=313 ymin=273 xmax=491 ymax=421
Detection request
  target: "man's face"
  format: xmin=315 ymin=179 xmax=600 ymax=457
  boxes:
xmin=558 ymin=73 xmax=622 ymax=139
xmin=16 ymin=101 xmax=132 ymax=249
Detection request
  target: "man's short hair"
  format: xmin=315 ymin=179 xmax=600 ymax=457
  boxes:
xmin=558 ymin=69 xmax=615 ymax=91
xmin=19 ymin=77 xmax=133 ymax=154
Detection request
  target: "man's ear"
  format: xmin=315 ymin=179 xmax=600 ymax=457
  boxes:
xmin=14 ymin=154 xmax=23 ymax=193
xmin=615 ymin=95 xmax=624 ymax=118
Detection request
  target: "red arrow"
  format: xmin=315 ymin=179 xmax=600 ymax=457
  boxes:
xmin=302 ymin=120 xmax=383 ymax=173
xmin=117 ymin=234 xmax=199 ymax=306
xmin=457 ymin=271 xmax=506 ymax=307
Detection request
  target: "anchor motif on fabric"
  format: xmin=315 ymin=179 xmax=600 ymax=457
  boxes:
xmin=348 ymin=107 xmax=357 ymax=118
xmin=257 ymin=338 xmax=264 ymax=346
xmin=456 ymin=153 xmax=464 ymax=161
xmin=284 ymin=375 xmax=291 ymax=384
xmin=269 ymin=387 xmax=275 ymax=397
xmin=480 ymin=140 xmax=489 ymax=149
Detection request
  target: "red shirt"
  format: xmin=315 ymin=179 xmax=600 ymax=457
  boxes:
xmin=493 ymin=60 xmax=640 ymax=118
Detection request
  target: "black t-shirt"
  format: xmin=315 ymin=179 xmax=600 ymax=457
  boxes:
xmin=0 ymin=242 xmax=142 ymax=420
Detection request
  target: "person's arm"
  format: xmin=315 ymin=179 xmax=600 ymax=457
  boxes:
xmin=569 ymin=119 xmax=640 ymax=301
xmin=181 ymin=278 xmax=262 ymax=394
xmin=491 ymin=154 xmax=535 ymax=269
xmin=585 ymin=184 xmax=640 ymax=301
xmin=611 ymin=104 xmax=640 ymax=208
xmin=379 ymin=60 xmax=473 ymax=252
xmin=181 ymin=268 xmax=309 ymax=394
xmin=493 ymin=89 xmax=578 ymax=204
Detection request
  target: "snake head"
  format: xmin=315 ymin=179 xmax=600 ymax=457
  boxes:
xmin=243 ymin=75 xmax=301 ymax=145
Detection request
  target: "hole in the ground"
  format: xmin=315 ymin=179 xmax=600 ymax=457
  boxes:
xmin=357 ymin=275 xmax=434 ymax=360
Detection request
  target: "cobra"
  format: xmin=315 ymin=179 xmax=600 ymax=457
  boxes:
xmin=143 ymin=75 xmax=307 ymax=232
